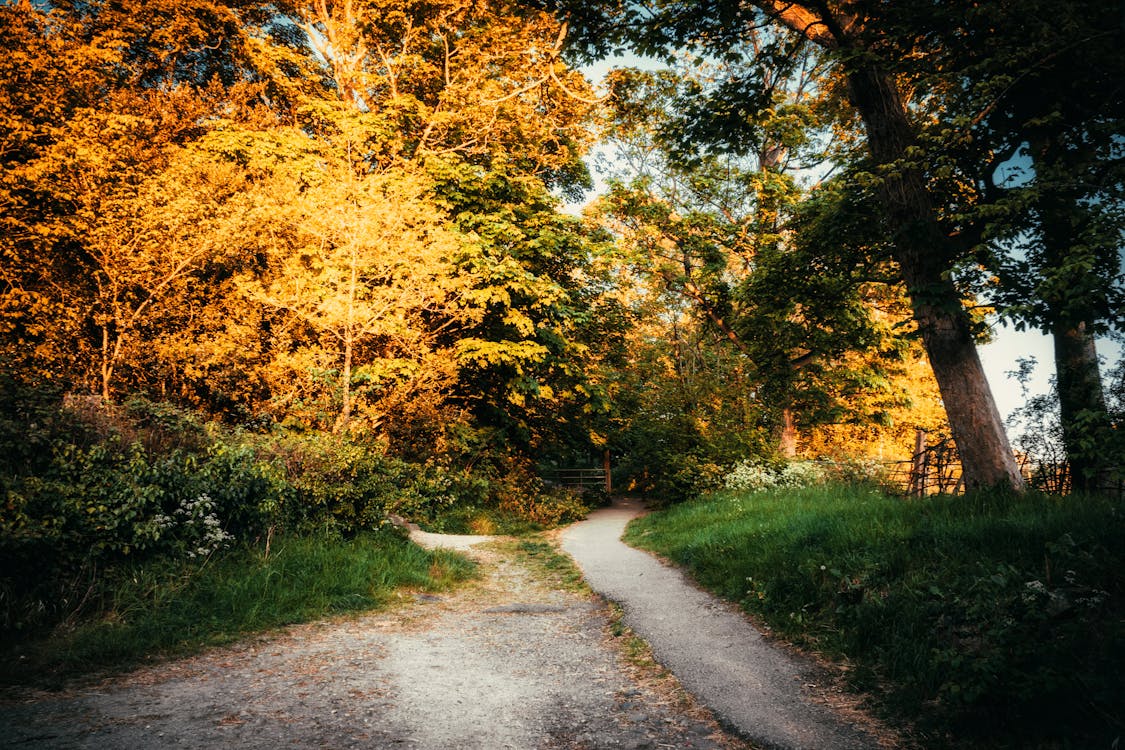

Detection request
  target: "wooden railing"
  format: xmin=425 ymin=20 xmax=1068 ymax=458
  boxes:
xmin=553 ymin=468 xmax=609 ymax=492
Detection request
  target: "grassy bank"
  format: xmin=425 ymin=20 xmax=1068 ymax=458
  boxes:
xmin=624 ymin=485 xmax=1124 ymax=748
xmin=1 ymin=530 xmax=474 ymax=688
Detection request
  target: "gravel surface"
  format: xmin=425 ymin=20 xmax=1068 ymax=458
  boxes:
xmin=561 ymin=498 xmax=892 ymax=750
xmin=0 ymin=536 xmax=746 ymax=750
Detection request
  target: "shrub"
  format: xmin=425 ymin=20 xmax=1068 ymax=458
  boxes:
xmin=499 ymin=486 xmax=592 ymax=528
xmin=723 ymin=458 xmax=826 ymax=492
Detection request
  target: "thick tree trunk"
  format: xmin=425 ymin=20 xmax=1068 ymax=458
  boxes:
xmin=844 ymin=66 xmax=1025 ymax=492
xmin=1053 ymin=322 xmax=1112 ymax=492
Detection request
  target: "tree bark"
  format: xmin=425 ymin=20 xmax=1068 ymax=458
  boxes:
xmin=843 ymin=67 xmax=1024 ymax=492
xmin=1034 ymin=135 xmax=1115 ymax=494
xmin=1053 ymin=322 xmax=1112 ymax=492
xmin=335 ymin=330 xmax=353 ymax=433
xmin=778 ymin=406 xmax=797 ymax=458
xmin=101 ymin=325 xmax=113 ymax=403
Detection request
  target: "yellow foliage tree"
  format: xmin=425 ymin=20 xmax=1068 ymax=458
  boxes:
xmin=181 ymin=116 xmax=466 ymax=431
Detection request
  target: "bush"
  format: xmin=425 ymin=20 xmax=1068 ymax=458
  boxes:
xmin=499 ymin=486 xmax=592 ymax=528
xmin=621 ymin=449 xmax=726 ymax=505
xmin=0 ymin=384 xmax=588 ymax=640
xmin=723 ymin=458 xmax=826 ymax=492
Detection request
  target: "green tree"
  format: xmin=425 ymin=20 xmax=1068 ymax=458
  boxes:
xmin=595 ymin=63 xmax=921 ymax=458
xmin=557 ymin=0 xmax=1027 ymax=490
xmin=940 ymin=0 xmax=1125 ymax=491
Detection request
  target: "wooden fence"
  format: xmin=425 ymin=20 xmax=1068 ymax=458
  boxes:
xmin=553 ymin=467 xmax=610 ymax=493
xmin=886 ymin=429 xmax=1121 ymax=497
xmin=885 ymin=430 xmax=964 ymax=496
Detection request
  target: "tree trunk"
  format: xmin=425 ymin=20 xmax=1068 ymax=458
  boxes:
xmin=778 ymin=406 xmax=797 ymax=458
xmin=335 ymin=331 xmax=353 ymax=433
xmin=844 ymin=66 xmax=1025 ymax=492
xmin=1053 ymin=322 xmax=1112 ymax=492
xmin=335 ymin=248 xmax=359 ymax=434
xmin=1035 ymin=135 xmax=1115 ymax=494
xmin=101 ymin=326 xmax=113 ymax=403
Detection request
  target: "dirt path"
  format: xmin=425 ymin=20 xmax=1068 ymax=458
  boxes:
xmin=562 ymin=499 xmax=891 ymax=750
xmin=0 ymin=536 xmax=746 ymax=750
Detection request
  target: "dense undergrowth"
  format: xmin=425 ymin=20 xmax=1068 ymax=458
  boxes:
xmin=624 ymin=484 xmax=1124 ymax=749
xmin=0 ymin=380 xmax=589 ymax=678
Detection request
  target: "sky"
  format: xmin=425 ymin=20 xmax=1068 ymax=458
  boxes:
xmin=981 ymin=328 xmax=1122 ymax=424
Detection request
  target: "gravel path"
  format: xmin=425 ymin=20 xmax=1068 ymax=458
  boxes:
xmin=0 ymin=537 xmax=746 ymax=750
xmin=561 ymin=498 xmax=889 ymax=750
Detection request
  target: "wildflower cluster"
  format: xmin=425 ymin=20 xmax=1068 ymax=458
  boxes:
xmin=723 ymin=459 xmax=826 ymax=493
xmin=174 ymin=493 xmax=234 ymax=558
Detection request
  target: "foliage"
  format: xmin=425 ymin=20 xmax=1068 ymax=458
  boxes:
xmin=600 ymin=311 xmax=771 ymax=503
xmin=590 ymin=56 xmax=948 ymax=475
xmin=426 ymin=486 xmax=593 ymax=536
xmin=1006 ymin=356 xmax=1124 ymax=494
xmin=559 ymin=0 xmax=1044 ymax=490
xmin=625 ymin=486 xmax=1125 ymax=748
xmin=0 ymin=390 xmax=280 ymax=635
xmin=0 ymin=382 xmax=576 ymax=640
xmin=0 ymin=0 xmax=608 ymax=456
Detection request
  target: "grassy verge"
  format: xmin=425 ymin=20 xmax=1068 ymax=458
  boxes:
xmin=508 ymin=537 xmax=590 ymax=593
xmin=624 ymin=484 xmax=1124 ymax=749
xmin=1 ymin=530 xmax=475 ymax=688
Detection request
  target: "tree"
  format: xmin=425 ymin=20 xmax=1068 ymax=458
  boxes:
xmin=210 ymin=120 xmax=465 ymax=432
xmin=555 ymin=0 xmax=1027 ymax=490
xmin=288 ymin=0 xmax=597 ymax=194
xmin=594 ymin=60 xmax=935 ymax=459
xmin=0 ymin=0 xmax=314 ymax=397
xmin=936 ymin=0 xmax=1125 ymax=491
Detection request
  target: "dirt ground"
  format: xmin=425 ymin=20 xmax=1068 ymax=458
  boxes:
xmin=0 ymin=538 xmax=749 ymax=749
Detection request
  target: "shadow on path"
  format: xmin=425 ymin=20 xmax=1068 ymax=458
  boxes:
xmin=561 ymin=498 xmax=886 ymax=750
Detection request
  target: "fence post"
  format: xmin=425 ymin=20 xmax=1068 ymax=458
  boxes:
xmin=603 ymin=449 xmax=612 ymax=494
xmin=911 ymin=429 xmax=927 ymax=496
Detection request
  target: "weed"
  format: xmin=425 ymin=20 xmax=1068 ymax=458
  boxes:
xmin=511 ymin=538 xmax=589 ymax=593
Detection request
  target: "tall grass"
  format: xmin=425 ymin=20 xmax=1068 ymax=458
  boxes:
xmin=625 ymin=485 xmax=1124 ymax=748
xmin=1 ymin=530 xmax=474 ymax=687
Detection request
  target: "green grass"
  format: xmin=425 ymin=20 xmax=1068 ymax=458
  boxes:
xmin=624 ymin=484 xmax=1125 ymax=749
xmin=1 ymin=529 xmax=475 ymax=688
xmin=508 ymin=537 xmax=590 ymax=593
